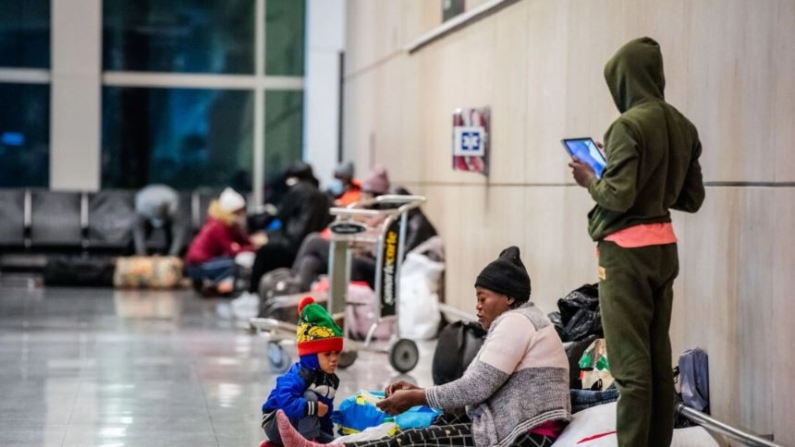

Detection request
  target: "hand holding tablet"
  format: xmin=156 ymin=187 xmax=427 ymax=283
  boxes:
xmin=562 ymin=138 xmax=607 ymax=179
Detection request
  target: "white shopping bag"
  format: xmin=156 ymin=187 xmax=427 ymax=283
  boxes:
xmin=398 ymin=253 xmax=443 ymax=340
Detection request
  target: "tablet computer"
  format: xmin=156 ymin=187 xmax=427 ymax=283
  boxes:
xmin=561 ymin=137 xmax=607 ymax=178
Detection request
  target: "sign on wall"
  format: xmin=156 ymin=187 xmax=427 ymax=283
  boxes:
xmin=452 ymin=107 xmax=490 ymax=176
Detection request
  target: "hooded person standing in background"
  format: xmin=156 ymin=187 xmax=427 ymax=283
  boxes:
xmin=569 ymin=37 xmax=704 ymax=447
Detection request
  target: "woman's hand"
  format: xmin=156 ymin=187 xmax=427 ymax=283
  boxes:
xmin=376 ymin=389 xmax=425 ymax=416
xmin=384 ymin=380 xmax=420 ymax=397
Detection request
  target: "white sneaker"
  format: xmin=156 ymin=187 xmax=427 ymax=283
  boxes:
xmin=231 ymin=292 xmax=260 ymax=319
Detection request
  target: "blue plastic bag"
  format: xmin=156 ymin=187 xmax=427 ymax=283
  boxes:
xmin=332 ymin=391 xmax=388 ymax=434
xmin=266 ymin=219 xmax=282 ymax=232
xmin=332 ymin=391 xmax=441 ymax=435
xmin=395 ymin=405 xmax=442 ymax=429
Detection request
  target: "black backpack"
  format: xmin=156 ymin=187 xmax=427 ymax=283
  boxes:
xmin=432 ymin=320 xmax=488 ymax=385
xmin=257 ymin=268 xmax=309 ymax=320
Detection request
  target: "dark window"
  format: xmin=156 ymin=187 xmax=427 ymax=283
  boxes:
xmin=265 ymin=90 xmax=304 ymax=181
xmin=102 ymin=87 xmax=254 ymax=191
xmin=265 ymin=0 xmax=305 ymax=76
xmin=0 ymin=0 xmax=50 ymax=68
xmin=0 ymin=83 xmax=49 ymax=187
xmin=103 ymin=0 xmax=255 ymax=74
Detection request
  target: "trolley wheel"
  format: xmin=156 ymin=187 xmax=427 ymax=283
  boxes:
xmin=267 ymin=342 xmax=291 ymax=373
xmin=389 ymin=339 xmax=419 ymax=373
xmin=338 ymin=350 xmax=358 ymax=369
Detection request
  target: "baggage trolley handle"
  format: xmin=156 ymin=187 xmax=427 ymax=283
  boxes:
xmin=675 ymin=403 xmax=783 ymax=447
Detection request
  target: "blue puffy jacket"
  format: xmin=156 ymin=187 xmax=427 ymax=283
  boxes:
xmin=262 ymin=360 xmax=339 ymax=435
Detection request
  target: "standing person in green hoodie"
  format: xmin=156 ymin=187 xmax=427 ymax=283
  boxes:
xmin=568 ymin=37 xmax=705 ymax=447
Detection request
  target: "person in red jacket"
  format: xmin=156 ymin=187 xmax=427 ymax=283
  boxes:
xmin=185 ymin=188 xmax=265 ymax=294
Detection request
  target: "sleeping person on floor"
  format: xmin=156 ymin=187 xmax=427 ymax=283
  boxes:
xmin=272 ymin=246 xmax=572 ymax=447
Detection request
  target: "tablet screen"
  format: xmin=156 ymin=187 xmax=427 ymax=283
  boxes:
xmin=562 ymin=138 xmax=607 ymax=178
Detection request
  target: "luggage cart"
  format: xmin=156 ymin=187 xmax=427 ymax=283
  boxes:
xmin=250 ymin=194 xmax=427 ymax=374
xmin=676 ymin=404 xmax=783 ymax=447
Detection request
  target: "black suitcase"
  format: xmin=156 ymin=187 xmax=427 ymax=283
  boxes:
xmin=43 ymin=255 xmax=116 ymax=287
xmin=431 ymin=320 xmax=487 ymax=385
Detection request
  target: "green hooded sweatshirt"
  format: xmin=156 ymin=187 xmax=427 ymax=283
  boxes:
xmin=587 ymin=37 xmax=705 ymax=241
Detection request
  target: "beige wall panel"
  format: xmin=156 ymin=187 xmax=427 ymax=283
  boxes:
xmin=344 ymin=0 xmax=376 ymax=76
xmin=679 ymin=189 xmax=741 ymax=426
xmin=397 ymin=56 xmax=425 ymax=185
xmin=563 ymin=0 xmax=625 ymax=141
xmin=402 ymin=0 xmax=442 ymax=43
xmin=467 ymin=0 xmax=492 ymax=11
xmin=773 ymin=2 xmax=795 ymax=182
xmin=373 ymin=0 xmax=405 ymax=64
xmin=344 ymin=0 xmax=403 ymax=76
xmin=681 ymin=1 xmax=777 ymax=182
xmin=447 ymin=185 xmax=489 ymax=311
xmin=416 ymin=19 xmax=495 ymax=185
xmin=524 ymin=0 xmax=571 ymax=184
xmin=371 ymin=56 xmax=416 ymax=183
xmin=422 ymin=185 xmax=465 ymax=309
xmin=677 ymin=188 xmax=776 ymax=434
xmin=488 ymin=1 xmax=529 ymax=184
xmin=342 ymin=70 xmax=376 ymax=170
xmin=735 ymin=188 xmax=774 ymax=435
xmin=772 ymin=188 xmax=795 ymax=445
xmin=668 ymin=215 xmax=688 ymax=366
xmin=459 ymin=186 xmax=500 ymax=309
xmin=523 ymin=187 xmax=567 ymax=312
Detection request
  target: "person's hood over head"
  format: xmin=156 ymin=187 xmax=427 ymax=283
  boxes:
xmin=362 ymin=166 xmax=390 ymax=195
xmin=333 ymin=162 xmax=355 ymax=181
xmin=285 ymin=162 xmax=319 ymax=188
xmin=604 ymin=37 xmax=665 ymax=113
xmin=218 ymin=187 xmax=246 ymax=213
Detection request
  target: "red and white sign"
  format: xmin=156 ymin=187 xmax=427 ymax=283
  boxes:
xmin=452 ymin=107 xmax=490 ymax=176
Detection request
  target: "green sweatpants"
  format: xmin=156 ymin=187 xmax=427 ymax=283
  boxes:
xmin=597 ymin=241 xmax=679 ymax=447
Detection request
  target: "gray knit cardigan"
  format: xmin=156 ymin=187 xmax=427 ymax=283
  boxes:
xmin=426 ymin=303 xmax=571 ymax=447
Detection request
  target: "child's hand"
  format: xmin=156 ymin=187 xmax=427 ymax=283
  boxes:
xmin=317 ymin=402 xmax=329 ymax=417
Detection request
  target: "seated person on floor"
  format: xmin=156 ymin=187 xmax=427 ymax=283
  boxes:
xmin=273 ymin=246 xmax=571 ymax=447
xmin=326 ymin=161 xmax=362 ymax=207
xmin=292 ymin=169 xmax=441 ymax=291
xmin=261 ymin=297 xmax=343 ymax=446
xmin=184 ymin=188 xmax=266 ymax=294
xmin=244 ymin=162 xmax=332 ymax=301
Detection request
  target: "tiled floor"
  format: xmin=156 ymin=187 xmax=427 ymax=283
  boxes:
xmin=0 ymin=285 xmax=435 ymax=447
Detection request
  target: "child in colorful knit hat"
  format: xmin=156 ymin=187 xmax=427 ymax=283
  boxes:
xmin=260 ymin=297 xmax=344 ymax=446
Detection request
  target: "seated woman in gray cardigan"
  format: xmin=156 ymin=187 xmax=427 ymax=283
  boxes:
xmin=274 ymin=246 xmax=571 ymax=447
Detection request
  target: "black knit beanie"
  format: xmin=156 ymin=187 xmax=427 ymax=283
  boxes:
xmin=474 ymin=246 xmax=531 ymax=302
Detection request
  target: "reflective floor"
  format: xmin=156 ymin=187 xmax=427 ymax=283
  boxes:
xmin=0 ymin=285 xmax=435 ymax=447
